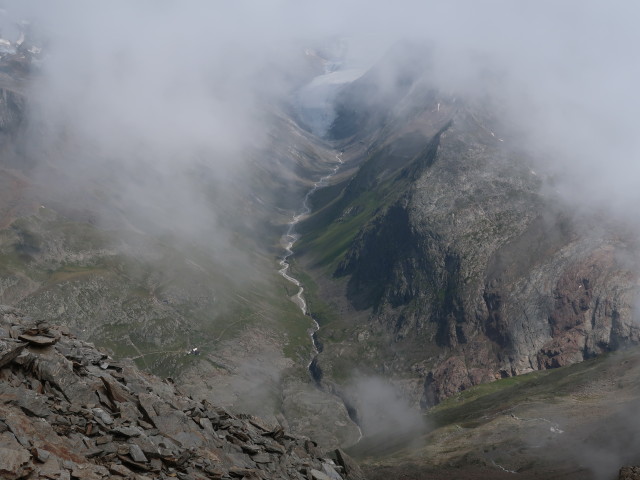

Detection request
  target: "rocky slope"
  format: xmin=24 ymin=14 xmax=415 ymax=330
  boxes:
xmin=296 ymin=45 xmax=640 ymax=410
xmin=0 ymin=305 xmax=365 ymax=480
xmin=0 ymin=45 xmax=361 ymax=449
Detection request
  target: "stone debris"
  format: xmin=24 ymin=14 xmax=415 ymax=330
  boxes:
xmin=620 ymin=466 xmax=640 ymax=480
xmin=0 ymin=306 xmax=366 ymax=479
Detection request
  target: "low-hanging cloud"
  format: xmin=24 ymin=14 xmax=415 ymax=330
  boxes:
xmin=2 ymin=0 xmax=637 ymax=245
xmin=2 ymin=1 xmax=332 ymax=262
xmin=0 ymin=0 xmax=639 ymax=470
xmin=346 ymin=375 xmax=426 ymax=437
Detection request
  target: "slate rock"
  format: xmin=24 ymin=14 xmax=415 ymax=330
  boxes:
xmin=0 ymin=308 xmax=361 ymax=480
xmin=111 ymin=425 xmax=142 ymax=437
xmin=108 ymin=463 xmax=133 ymax=477
xmin=117 ymin=454 xmax=151 ymax=472
xmin=322 ymin=462 xmax=343 ymax=480
xmin=228 ymin=467 xmax=257 ymax=477
xmin=137 ymin=393 xmax=160 ymax=424
xmin=4 ymin=414 xmax=31 ymax=447
xmin=128 ymin=442 xmax=148 ymax=463
xmin=264 ymin=443 xmax=285 ymax=454
xmin=91 ymin=408 xmax=113 ymax=426
xmin=100 ymin=376 xmax=133 ymax=404
xmin=17 ymin=389 xmax=52 ymax=418
xmin=18 ymin=333 xmax=57 ymax=346
xmin=0 ymin=341 xmax=26 ymax=368
xmin=0 ymin=446 xmax=32 ymax=479
xmin=242 ymin=444 xmax=261 ymax=455
xmin=71 ymin=464 xmax=103 ymax=480
xmin=310 ymin=469 xmax=332 ymax=480
xmin=31 ymin=447 xmax=50 ymax=463
xmin=334 ymin=448 xmax=366 ymax=480
xmin=95 ymin=435 xmax=112 ymax=445
xmin=620 ymin=467 xmax=640 ymax=480
xmin=252 ymin=453 xmax=271 ymax=464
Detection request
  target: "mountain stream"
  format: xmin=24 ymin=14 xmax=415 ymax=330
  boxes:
xmin=278 ymin=154 xmax=365 ymax=445
xmin=278 ymin=152 xmax=343 ymax=371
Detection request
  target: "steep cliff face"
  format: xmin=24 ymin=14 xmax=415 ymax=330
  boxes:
xmin=298 ymin=49 xmax=640 ymax=407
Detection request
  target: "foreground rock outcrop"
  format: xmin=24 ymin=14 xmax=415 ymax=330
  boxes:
xmin=0 ymin=305 xmax=365 ymax=480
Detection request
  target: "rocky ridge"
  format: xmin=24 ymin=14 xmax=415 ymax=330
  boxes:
xmin=0 ymin=305 xmax=365 ymax=480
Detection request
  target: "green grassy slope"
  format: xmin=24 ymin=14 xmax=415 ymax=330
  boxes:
xmin=349 ymin=347 xmax=640 ymax=479
xmin=0 ymin=208 xmax=312 ymax=378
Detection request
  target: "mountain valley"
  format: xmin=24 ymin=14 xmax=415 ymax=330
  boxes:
xmin=0 ymin=8 xmax=639 ymax=479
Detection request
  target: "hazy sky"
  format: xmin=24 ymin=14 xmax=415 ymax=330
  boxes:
xmin=1 ymin=0 xmax=638 ymax=243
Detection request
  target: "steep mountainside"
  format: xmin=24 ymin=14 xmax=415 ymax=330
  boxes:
xmin=296 ymin=47 xmax=640 ymax=408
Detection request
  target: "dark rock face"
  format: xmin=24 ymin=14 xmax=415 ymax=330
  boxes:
xmin=0 ymin=306 xmax=365 ymax=480
xmin=302 ymin=50 xmax=640 ymax=408
xmin=392 ymin=112 xmax=639 ymax=405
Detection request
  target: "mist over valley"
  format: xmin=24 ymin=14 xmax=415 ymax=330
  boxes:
xmin=0 ymin=2 xmax=639 ymax=479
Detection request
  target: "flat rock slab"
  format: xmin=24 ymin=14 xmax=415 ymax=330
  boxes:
xmin=128 ymin=443 xmax=148 ymax=463
xmin=17 ymin=390 xmax=52 ymax=418
xmin=252 ymin=453 xmax=271 ymax=464
xmin=18 ymin=334 xmax=57 ymax=346
xmin=322 ymin=463 xmax=343 ymax=480
xmin=109 ymin=463 xmax=133 ymax=476
xmin=111 ymin=425 xmax=142 ymax=437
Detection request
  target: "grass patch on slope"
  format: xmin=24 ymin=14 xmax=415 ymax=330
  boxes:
xmin=286 ymin=260 xmax=340 ymax=328
xmin=1 ymin=211 xmax=318 ymax=378
xmin=349 ymin=349 xmax=640 ymax=462
xmin=297 ymin=178 xmax=408 ymax=272
xmin=426 ymin=349 xmax=640 ymax=430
